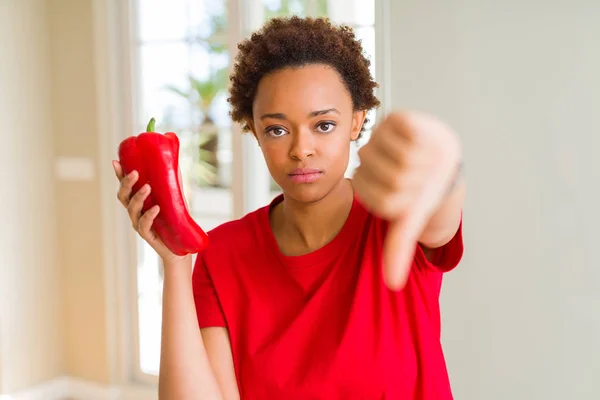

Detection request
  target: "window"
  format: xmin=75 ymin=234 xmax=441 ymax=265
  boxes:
xmin=130 ymin=0 xmax=376 ymax=380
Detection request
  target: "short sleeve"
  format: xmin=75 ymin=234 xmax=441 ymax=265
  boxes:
xmin=192 ymin=254 xmax=227 ymax=328
xmin=415 ymin=216 xmax=464 ymax=273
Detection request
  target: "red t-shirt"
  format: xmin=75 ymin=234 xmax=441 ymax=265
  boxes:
xmin=193 ymin=194 xmax=464 ymax=399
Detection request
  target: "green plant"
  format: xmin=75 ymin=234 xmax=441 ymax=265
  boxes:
xmin=164 ymin=66 xmax=228 ymax=187
xmin=165 ymin=68 xmax=228 ymax=124
xmin=265 ymin=0 xmax=328 ymax=19
xmin=159 ymin=9 xmax=230 ymax=187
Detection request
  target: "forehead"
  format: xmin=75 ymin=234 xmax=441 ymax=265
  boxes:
xmin=253 ymin=64 xmax=352 ymax=114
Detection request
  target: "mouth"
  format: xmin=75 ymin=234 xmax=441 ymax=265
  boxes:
xmin=288 ymin=168 xmax=323 ymax=183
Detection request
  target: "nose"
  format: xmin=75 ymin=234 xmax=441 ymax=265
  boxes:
xmin=289 ymin=128 xmax=314 ymax=161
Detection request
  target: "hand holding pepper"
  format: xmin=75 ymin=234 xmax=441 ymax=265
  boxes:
xmin=113 ymin=160 xmax=188 ymax=264
xmin=113 ymin=118 xmax=209 ymax=264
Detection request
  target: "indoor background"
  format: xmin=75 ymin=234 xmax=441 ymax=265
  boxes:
xmin=0 ymin=0 xmax=598 ymax=399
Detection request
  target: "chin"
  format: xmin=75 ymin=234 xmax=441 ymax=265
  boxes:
xmin=281 ymin=183 xmax=330 ymax=204
xmin=281 ymin=177 xmax=347 ymax=205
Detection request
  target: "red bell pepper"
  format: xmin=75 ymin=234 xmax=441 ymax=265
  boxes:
xmin=118 ymin=118 xmax=209 ymax=256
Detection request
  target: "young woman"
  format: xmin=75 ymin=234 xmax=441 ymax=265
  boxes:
xmin=113 ymin=16 xmax=465 ymax=400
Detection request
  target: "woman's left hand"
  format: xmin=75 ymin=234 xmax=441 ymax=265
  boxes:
xmin=352 ymin=111 xmax=461 ymax=290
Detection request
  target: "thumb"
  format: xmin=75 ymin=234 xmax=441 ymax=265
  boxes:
xmin=383 ymin=205 xmax=428 ymax=290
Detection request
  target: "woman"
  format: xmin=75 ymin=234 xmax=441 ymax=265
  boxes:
xmin=113 ymin=16 xmax=465 ymax=400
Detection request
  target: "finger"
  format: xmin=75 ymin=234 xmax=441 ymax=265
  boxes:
xmin=138 ymin=205 xmax=160 ymax=240
xmin=369 ymin=125 xmax=410 ymax=164
xmin=127 ymin=183 xmax=150 ymax=227
xmin=351 ymin=168 xmax=377 ymax=210
xmin=352 ymin=168 xmax=414 ymax=219
xmin=357 ymin=145 xmax=425 ymax=192
xmin=117 ymin=170 xmax=139 ymax=207
xmin=377 ymin=112 xmax=416 ymax=143
xmin=383 ymin=204 xmax=428 ymax=290
xmin=112 ymin=160 xmax=124 ymax=180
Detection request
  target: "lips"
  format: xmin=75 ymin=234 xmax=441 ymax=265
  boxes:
xmin=288 ymin=168 xmax=323 ymax=183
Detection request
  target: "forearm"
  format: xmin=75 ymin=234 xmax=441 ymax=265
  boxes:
xmin=418 ymin=174 xmax=466 ymax=249
xmin=159 ymin=257 xmax=223 ymax=400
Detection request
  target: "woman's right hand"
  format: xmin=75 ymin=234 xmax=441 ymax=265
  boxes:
xmin=112 ymin=160 xmax=189 ymax=265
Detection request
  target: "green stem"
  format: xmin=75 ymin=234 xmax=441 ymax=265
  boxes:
xmin=146 ymin=117 xmax=156 ymax=132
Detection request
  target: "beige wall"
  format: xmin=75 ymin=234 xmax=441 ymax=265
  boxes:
xmin=0 ymin=0 xmax=64 ymax=393
xmin=0 ymin=0 xmax=110 ymax=393
xmin=388 ymin=1 xmax=600 ymax=399
xmin=48 ymin=0 xmax=110 ymax=384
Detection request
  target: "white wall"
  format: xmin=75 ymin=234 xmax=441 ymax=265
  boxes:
xmin=388 ymin=1 xmax=600 ymax=399
xmin=0 ymin=0 xmax=64 ymax=393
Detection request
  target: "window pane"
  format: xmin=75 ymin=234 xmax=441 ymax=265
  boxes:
xmin=138 ymin=42 xmax=192 ymax=127
xmin=354 ymin=26 xmax=376 ymax=78
xmin=137 ymin=0 xmax=188 ymax=42
xmin=353 ymin=0 xmax=374 ymax=26
xmin=134 ymin=0 xmax=231 ymax=378
xmin=263 ymin=0 xmax=328 ymax=18
xmin=137 ymin=240 xmax=161 ymax=375
xmin=354 ymin=24 xmax=376 ymax=131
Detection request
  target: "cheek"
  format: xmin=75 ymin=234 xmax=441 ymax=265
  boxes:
xmin=259 ymin=141 xmax=288 ymax=171
xmin=324 ymin=131 xmax=352 ymax=161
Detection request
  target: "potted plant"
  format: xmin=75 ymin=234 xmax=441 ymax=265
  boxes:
xmin=165 ymin=66 xmax=228 ymax=187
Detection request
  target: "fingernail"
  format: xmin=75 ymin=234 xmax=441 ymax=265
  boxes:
xmin=142 ymin=184 xmax=150 ymax=192
xmin=129 ymin=170 xmax=138 ymax=179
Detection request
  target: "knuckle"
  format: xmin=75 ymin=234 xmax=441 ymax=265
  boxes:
xmin=130 ymin=189 xmax=140 ymax=201
xmin=127 ymin=204 xmax=137 ymax=219
xmin=380 ymin=196 xmax=397 ymax=218
xmin=393 ymin=152 xmax=407 ymax=169
xmin=139 ymin=219 xmax=151 ymax=236
xmin=391 ymin=175 xmax=404 ymax=191
xmin=383 ymin=112 xmax=403 ymax=129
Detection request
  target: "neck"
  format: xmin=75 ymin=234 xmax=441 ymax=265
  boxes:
xmin=272 ymin=178 xmax=354 ymax=256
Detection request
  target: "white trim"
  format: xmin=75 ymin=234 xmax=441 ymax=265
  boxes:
xmin=0 ymin=378 xmax=67 ymax=400
xmin=374 ymin=0 xmax=392 ymax=120
xmin=241 ymin=0 xmax=272 ymax=215
xmin=0 ymin=377 xmax=157 ymax=400
xmin=92 ymin=0 xmax=136 ymax=385
xmin=226 ymin=0 xmax=246 ymax=218
xmin=125 ymin=0 xmax=159 ymax=386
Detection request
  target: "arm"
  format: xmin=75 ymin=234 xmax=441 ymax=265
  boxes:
xmin=202 ymin=327 xmax=240 ymax=400
xmin=159 ymin=257 xmax=238 ymax=399
xmin=111 ymin=161 xmax=238 ymax=398
xmin=418 ymin=169 xmax=466 ymax=250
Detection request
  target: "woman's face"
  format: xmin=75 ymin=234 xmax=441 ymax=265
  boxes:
xmin=250 ymin=64 xmax=365 ymax=204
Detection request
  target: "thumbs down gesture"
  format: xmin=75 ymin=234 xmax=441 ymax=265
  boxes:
xmin=352 ymin=111 xmax=463 ymax=290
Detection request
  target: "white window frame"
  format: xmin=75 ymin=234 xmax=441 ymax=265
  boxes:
xmin=94 ymin=0 xmax=391 ymax=391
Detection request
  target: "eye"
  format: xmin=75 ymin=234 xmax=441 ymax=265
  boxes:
xmin=316 ymin=122 xmax=336 ymax=133
xmin=266 ymin=126 xmax=288 ymax=137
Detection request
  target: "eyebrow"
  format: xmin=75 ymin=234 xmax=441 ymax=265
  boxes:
xmin=259 ymin=108 xmax=340 ymax=120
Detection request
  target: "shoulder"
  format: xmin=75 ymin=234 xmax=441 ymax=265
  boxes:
xmin=197 ymin=196 xmax=278 ymax=266
xmin=203 ymin=211 xmax=261 ymax=258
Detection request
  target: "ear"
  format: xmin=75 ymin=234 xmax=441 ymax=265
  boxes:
xmin=351 ymin=110 xmax=367 ymax=141
xmin=246 ymin=119 xmax=255 ymax=134
xmin=245 ymin=119 xmax=262 ymax=148
xmin=246 ymin=119 xmax=258 ymax=137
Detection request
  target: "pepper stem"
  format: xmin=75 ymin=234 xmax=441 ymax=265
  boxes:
xmin=146 ymin=118 xmax=156 ymax=132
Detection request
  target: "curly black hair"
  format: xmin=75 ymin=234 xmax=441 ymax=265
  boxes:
xmin=228 ymin=16 xmax=380 ymax=139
